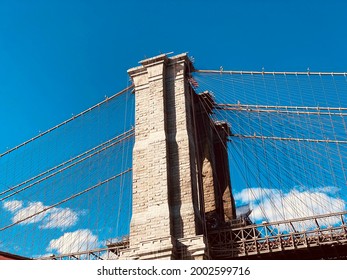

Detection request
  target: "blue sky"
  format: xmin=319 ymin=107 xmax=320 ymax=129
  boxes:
xmin=1 ymin=0 xmax=346 ymax=150
xmin=1 ymin=0 xmax=347 ymax=257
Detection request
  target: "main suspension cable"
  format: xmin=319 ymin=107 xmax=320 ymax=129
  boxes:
xmin=0 ymin=168 xmax=132 ymax=232
xmin=0 ymin=84 xmax=134 ymax=158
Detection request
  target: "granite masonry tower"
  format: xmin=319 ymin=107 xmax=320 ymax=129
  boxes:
xmin=121 ymin=53 xmax=236 ymax=260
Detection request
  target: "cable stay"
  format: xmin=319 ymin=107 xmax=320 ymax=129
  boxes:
xmin=216 ymin=103 xmax=347 ymax=116
xmin=0 ymin=84 xmax=134 ymax=158
xmin=196 ymin=69 xmax=347 ymax=76
xmin=0 ymin=168 xmax=132 ymax=232
xmin=0 ymin=83 xmax=135 ymax=258
xmin=194 ymin=68 xmax=347 ymax=228
xmin=0 ymin=128 xmax=134 ymax=199
xmin=230 ymin=134 xmax=347 ymax=144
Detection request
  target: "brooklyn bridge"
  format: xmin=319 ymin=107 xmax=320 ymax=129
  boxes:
xmin=1 ymin=53 xmax=347 ymax=260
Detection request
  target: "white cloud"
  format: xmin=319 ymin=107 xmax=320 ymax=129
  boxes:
xmin=13 ymin=201 xmax=46 ymax=224
xmin=234 ymin=188 xmax=280 ymax=204
xmin=2 ymin=200 xmax=23 ymax=212
xmin=40 ymin=207 xmax=78 ymax=229
xmin=2 ymin=200 xmax=79 ymax=229
xmin=313 ymin=186 xmax=340 ymax=195
xmin=235 ymin=187 xmax=346 ymax=228
xmin=47 ymin=229 xmax=99 ymax=255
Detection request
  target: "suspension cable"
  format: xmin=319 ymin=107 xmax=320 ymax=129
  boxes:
xmin=216 ymin=104 xmax=347 ymax=116
xmin=0 ymin=130 xmax=134 ymax=201
xmin=0 ymin=128 xmax=134 ymax=197
xmin=230 ymin=134 xmax=347 ymax=144
xmin=0 ymin=84 xmax=134 ymax=158
xmin=195 ymin=69 xmax=347 ymax=76
xmin=0 ymin=168 xmax=132 ymax=231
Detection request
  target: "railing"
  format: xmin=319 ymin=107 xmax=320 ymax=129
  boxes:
xmin=208 ymin=211 xmax=347 ymax=258
xmin=38 ymin=237 xmax=129 ymax=260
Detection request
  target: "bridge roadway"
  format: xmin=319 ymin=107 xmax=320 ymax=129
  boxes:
xmin=38 ymin=211 xmax=347 ymax=260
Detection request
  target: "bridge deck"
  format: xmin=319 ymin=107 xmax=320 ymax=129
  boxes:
xmin=39 ymin=239 xmax=129 ymax=260
xmin=208 ymin=211 xmax=347 ymax=259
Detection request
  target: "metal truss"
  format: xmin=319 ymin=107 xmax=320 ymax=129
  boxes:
xmin=38 ymin=238 xmax=129 ymax=260
xmin=208 ymin=211 xmax=347 ymax=259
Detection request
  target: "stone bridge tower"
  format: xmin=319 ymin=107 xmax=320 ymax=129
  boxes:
xmin=121 ymin=53 xmax=236 ymax=260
